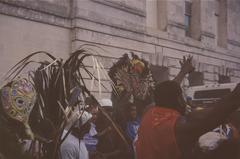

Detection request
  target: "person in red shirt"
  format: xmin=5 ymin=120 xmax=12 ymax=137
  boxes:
xmin=136 ymin=81 xmax=240 ymax=159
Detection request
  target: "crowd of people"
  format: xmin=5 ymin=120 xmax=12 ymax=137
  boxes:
xmin=59 ymin=56 xmax=240 ymax=159
xmin=58 ymin=83 xmax=240 ymax=159
xmin=60 ymin=97 xmax=138 ymax=159
xmin=0 ymin=52 xmax=240 ymax=159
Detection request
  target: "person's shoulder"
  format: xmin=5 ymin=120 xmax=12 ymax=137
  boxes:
xmin=175 ymin=115 xmax=192 ymax=137
xmin=61 ymin=141 xmax=77 ymax=150
xmin=61 ymin=137 xmax=80 ymax=151
xmin=61 ymin=143 xmax=79 ymax=159
xmin=175 ymin=116 xmax=188 ymax=130
xmin=141 ymin=106 xmax=158 ymax=117
xmin=79 ymin=141 xmax=88 ymax=151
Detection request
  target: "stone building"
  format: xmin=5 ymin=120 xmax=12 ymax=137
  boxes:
xmin=0 ymin=0 xmax=240 ymax=98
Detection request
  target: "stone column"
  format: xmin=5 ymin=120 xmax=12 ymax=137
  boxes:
xmin=167 ymin=0 xmax=186 ymax=39
xmin=190 ymin=0 xmax=201 ymax=40
xmin=227 ymin=0 xmax=240 ymax=52
xmin=157 ymin=0 xmax=168 ymax=31
xmin=200 ymin=0 xmax=216 ymax=49
xmin=217 ymin=0 xmax=228 ymax=48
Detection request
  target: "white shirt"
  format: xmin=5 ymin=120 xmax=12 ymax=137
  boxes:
xmin=83 ymin=123 xmax=98 ymax=152
xmin=61 ymin=130 xmax=89 ymax=159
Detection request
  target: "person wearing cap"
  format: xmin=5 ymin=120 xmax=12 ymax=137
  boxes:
xmin=95 ymin=99 xmax=129 ymax=159
xmin=94 ymin=99 xmax=113 ymax=136
xmin=99 ymin=99 xmax=112 ymax=108
xmin=98 ymin=99 xmax=114 ymax=117
xmin=61 ymin=111 xmax=92 ymax=159
xmin=135 ymin=81 xmax=240 ymax=159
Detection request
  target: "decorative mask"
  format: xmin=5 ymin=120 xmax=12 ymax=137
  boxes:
xmin=0 ymin=78 xmax=36 ymax=139
xmin=110 ymin=54 xmax=153 ymax=101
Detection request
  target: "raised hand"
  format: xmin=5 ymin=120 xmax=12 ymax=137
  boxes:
xmin=173 ymin=55 xmax=195 ymax=83
xmin=179 ymin=55 xmax=195 ymax=74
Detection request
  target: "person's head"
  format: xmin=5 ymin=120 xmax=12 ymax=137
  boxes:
xmin=154 ymin=81 xmax=186 ymax=115
xmin=72 ymin=111 xmax=92 ymax=138
xmin=88 ymin=106 xmax=98 ymax=123
xmin=127 ymin=103 xmax=137 ymax=120
xmin=99 ymin=99 xmax=113 ymax=116
xmin=85 ymin=97 xmax=99 ymax=123
xmin=0 ymin=78 xmax=36 ymax=139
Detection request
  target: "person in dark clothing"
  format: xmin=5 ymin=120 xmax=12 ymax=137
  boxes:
xmin=125 ymin=104 xmax=140 ymax=143
xmin=136 ymin=80 xmax=240 ymax=159
xmin=0 ymin=78 xmax=36 ymax=159
xmin=95 ymin=105 xmax=130 ymax=159
xmin=125 ymin=103 xmax=140 ymax=159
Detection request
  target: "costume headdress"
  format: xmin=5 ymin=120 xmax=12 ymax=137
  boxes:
xmin=108 ymin=53 xmax=154 ymax=127
xmin=109 ymin=53 xmax=154 ymax=101
xmin=3 ymin=45 xmax=128 ymax=159
xmin=0 ymin=78 xmax=36 ymax=139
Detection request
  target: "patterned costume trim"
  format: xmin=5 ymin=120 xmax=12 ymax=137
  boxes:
xmin=109 ymin=53 xmax=154 ymax=101
xmin=1 ymin=78 xmax=36 ymax=139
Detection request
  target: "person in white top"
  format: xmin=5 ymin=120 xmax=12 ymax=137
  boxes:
xmin=84 ymin=105 xmax=99 ymax=154
xmin=61 ymin=111 xmax=92 ymax=159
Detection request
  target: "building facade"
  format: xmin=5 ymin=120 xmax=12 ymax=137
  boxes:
xmin=0 ymin=0 xmax=240 ymax=98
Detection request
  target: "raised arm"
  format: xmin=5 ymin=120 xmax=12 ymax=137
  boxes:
xmin=177 ymin=83 xmax=240 ymax=141
xmin=173 ymin=56 xmax=195 ymax=84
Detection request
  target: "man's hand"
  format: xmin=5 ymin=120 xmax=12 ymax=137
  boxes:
xmin=179 ymin=55 xmax=195 ymax=74
xmin=173 ymin=55 xmax=195 ymax=84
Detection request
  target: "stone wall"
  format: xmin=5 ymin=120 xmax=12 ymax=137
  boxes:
xmin=0 ymin=14 xmax=71 ymax=78
xmin=0 ymin=0 xmax=71 ymax=17
xmin=0 ymin=0 xmax=240 ymax=99
xmin=228 ymin=0 xmax=240 ymax=53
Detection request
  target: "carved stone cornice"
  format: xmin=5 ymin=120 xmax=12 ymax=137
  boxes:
xmin=167 ymin=20 xmax=186 ymax=30
xmin=228 ymin=39 xmax=240 ymax=47
xmin=201 ymin=31 xmax=215 ymax=39
xmin=0 ymin=0 xmax=70 ymax=18
xmin=91 ymin=0 xmax=146 ymax=17
xmin=0 ymin=2 xmax=71 ymax=28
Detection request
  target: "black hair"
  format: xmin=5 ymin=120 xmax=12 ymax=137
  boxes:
xmin=85 ymin=96 xmax=98 ymax=106
xmin=154 ymin=81 xmax=184 ymax=114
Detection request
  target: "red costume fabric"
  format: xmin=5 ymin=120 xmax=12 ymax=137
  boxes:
xmin=136 ymin=107 xmax=181 ymax=159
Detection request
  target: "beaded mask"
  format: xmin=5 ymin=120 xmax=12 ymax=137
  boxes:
xmin=1 ymin=78 xmax=36 ymax=139
xmin=109 ymin=54 xmax=153 ymax=101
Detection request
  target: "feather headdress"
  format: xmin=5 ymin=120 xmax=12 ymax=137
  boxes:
xmin=1 ymin=45 xmax=128 ymax=159
xmin=109 ymin=53 xmax=154 ymax=102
